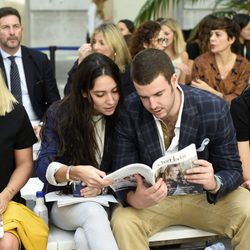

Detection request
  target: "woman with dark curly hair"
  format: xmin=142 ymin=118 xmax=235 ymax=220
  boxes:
xmin=129 ymin=20 xmax=167 ymax=58
xmin=36 ymin=53 xmax=120 ymax=250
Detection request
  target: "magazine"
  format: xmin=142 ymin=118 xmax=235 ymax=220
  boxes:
xmin=45 ymin=192 xmax=118 ymax=207
xmin=0 ymin=214 xmax=3 ymax=238
xmin=105 ymin=144 xmax=203 ymax=195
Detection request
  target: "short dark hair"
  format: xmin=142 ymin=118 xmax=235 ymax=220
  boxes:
xmin=210 ymin=17 xmax=241 ymax=54
xmin=0 ymin=7 xmax=21 ymax=23
xmin=131 ymin=48 xmax=175 ymax=85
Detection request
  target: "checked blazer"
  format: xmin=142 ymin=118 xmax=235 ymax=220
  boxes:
xmin=112 ymin=84 xmax=243 ymax=205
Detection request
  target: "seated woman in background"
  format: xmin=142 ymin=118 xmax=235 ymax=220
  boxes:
xmin=230 ymin=85 xmax=250 ymax=190
xmin=191 ymin=17 xmax=250 ymax=103
xmin=117 ymin=19 xmax=135 ymax=36
xmin=0 ymin=73 xmax=48 ymax=249
xmin=117 ymin=19 xmax=135 ymax=46
xmin=233 ymin=13 xmax=250 ymax=61
xmin=36 ymin=53 xmax=120 ymax=250
xmin=64 ymin=22 xmax=132 ymax=97
xmin=129 ymin=20 xmax=167 ymax=58
xmin=160 ymin=18 xmax=191 ymax=83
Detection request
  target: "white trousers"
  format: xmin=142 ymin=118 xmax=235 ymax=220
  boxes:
xmin=51 ymin=201 xmax=118 ymax=250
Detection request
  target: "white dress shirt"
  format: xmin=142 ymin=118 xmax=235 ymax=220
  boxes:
xmin=154 ymin=85 xmax=184 ymax=155
xmin=0 ymin=47 xmax=38 ymax=121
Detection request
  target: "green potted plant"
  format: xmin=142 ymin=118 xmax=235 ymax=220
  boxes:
xmin=134 ymin=0 xmax=250 ymax=25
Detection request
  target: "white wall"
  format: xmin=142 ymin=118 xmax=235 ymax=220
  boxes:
xmin=28 ymin=0 xmax=91 ymax=47
xmin=112 ymin=0 xmax=146 ymax=23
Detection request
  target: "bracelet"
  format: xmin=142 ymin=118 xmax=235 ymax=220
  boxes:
xmin=66 ymin=166 xmax=74 ymax=182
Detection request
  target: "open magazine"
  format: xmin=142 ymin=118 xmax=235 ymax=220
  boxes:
xmin=105 ymin=144 xmax=203 ymax=195
xmin=0 ymin=214 xmax=3 ymax=238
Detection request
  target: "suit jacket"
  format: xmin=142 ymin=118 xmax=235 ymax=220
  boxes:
xmin=0 ymin=45 xmax=60 ymax=120
xmin=112 ymin=84 xmax=243 ymax=205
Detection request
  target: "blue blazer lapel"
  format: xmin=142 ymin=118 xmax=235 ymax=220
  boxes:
xmin=179 ymin=89 xmax=199 ymax=150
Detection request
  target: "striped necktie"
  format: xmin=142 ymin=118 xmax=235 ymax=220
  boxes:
xmin=8 ymin=56 xmax=22 ymax=104
xmin=160 ymin=120 xmax=171 ymax=150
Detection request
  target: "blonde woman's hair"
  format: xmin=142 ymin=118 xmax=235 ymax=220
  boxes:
xmin=0 ymin=71 xmax=17 ymax=115
xmin=160 ymin=18 xmax=186 ymax=56
xmin=91 ymin=23 xmax=131 ymax=73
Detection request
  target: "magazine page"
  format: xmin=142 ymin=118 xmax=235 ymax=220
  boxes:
xmin=152 ymin=144 xmax=203 ymax=195
xmin=0 ymin=214 xmax=3 ymax=238
xmin=104 ymin=163 xmax=155 ymax=192
xmin=45 ymin=192 xmax=118 ymax=207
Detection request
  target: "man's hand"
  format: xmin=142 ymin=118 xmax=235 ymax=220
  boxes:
xmin=184 ymin=160 xmax=217 ymax=191
xmin=127 ymin=174 xmax=167 ymax=209
xmin=242 ymin=180 xmax=250 ymax=191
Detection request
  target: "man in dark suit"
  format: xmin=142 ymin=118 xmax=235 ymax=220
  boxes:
xmin=111 ymin=48 xmax=250 ymax=250
xmin=0 ymin=7 xmax=60 ymax=137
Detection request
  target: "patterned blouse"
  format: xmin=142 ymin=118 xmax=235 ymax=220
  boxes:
xmin=192 ymin=52 xmax=250 ymax=103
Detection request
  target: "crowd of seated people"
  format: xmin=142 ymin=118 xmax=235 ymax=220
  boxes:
xmin=1 ymin=4 xmax=250 ymax=250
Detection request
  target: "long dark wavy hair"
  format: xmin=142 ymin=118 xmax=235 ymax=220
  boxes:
xmin=187 ymin=15 xmax=218 ymax=55
xmin=44 ymin=53 xmax=121 ymax=168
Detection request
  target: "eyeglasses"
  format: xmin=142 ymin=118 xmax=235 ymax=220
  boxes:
xmin=152 ymin=38 xmax=168 ymax=45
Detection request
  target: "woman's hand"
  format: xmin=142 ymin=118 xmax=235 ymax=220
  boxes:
xmin=78 ymin=43 xmax=92 ymax=64
xmin=191 ymin=78 xmax=223 ymax=98
xmin=80 ymin=186 xmax=102 ymax=197
xmin=72 ymin=165 xmax=112 ymax=190
xmin=0 ymin=192 xmax=10 ymax=214
xmin=191 ymin=78 xmax=211 ymax=92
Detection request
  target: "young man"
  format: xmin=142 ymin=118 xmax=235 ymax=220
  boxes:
xmin=111 ymin=48 xmax=250 ymax=250
xmin=0 ymin=7 xmax=60 ymax=138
